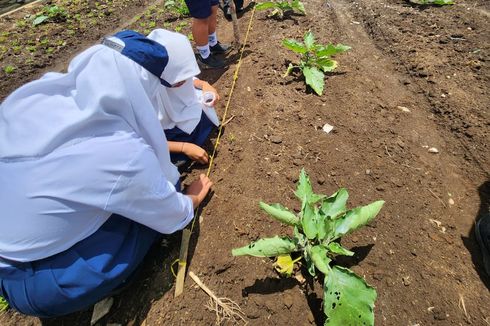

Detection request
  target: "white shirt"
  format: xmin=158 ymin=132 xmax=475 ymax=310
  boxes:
xmin=0 ymin=131 xmax=193 ymax=263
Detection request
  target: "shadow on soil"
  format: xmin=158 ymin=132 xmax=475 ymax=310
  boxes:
xmin=462 ymin=180 xmax=490 ymax=290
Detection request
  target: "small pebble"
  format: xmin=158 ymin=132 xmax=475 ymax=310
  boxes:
xmin=270 ymin=136 xmax=283 ymax=144
xmin=397 ymin=106 xmax=411 ymax=113
xmin=428 ymin=147 xmax=439 ymax=153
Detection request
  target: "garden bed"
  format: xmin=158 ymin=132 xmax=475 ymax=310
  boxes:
xmin=1 ymin=0 xmax=489 ymax=325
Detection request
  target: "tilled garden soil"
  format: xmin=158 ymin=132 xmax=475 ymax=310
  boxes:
xmin=0 ymin=0 xmax=489 ymax=325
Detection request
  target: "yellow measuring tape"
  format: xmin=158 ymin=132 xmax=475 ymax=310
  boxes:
xmin=172 ymin=6 xmax=257 ymax=280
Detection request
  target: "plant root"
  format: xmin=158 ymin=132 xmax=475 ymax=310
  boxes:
xmin=189 ymin=271 xmax=247 ymax=325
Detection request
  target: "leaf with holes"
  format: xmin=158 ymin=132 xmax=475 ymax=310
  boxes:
xmin=231 ymin=170 xmax=383 ymax=325
xmin=323 ymin=266 xmax=377 ymax=325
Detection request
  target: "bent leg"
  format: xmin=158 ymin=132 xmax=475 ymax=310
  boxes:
xmin=0 ymin=215 xmax=159 ymax=317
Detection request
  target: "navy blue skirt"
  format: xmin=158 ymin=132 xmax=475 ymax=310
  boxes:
xmin=0 ymin=183 xmax=182 ymax=318
xmin=164 ymin=111 xmax=215 ymax=164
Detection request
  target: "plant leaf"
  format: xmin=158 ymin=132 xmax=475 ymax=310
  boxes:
xmin=310 ymin=245 xmax=332 ymax=275
xmin=292 ymin=0 xmax=306 ymax=13
xmin=32 ymin=15 xmax=49 ymax=26
xmin=303 ymin=66 xmax=325 ymax=95
xmin=317 ymin=58 xmax=338 ymax=72
xmin=232 ymin=236 xmax=297 ymax=257
xmin=0 ymin=296 xmax=8 ymax=312
xmin=294 ymin=169 xmax=325 ymax=204
xmin=274 ymin=254 xmax=300 ymax=277
xmin=323 ymin=266 xmax=377 ymax=326
xmin=316 ymin=210 xmax=328 ymax=240
xmin=259 ymin=202 xmax=300 ymax=226
xmin=332 ymin=200 xmax=385 ymax=240
xmin=255 ymin=2 xmax=278 ymax=11
xmin=303 ymin=31 xmax=315 ymax=50
xmin=327 ymin=242 xmax=354 ymax=256
xmin=282 ymin=38 xmax=307 ymax=54
xmin=304 ymin=245 xmax=316 ymax=276
xmin=301 ymin=202 xmax=318 ymax=240
xmin=321 ymin=188 xmax=349 ymax=219
xmin=316 ymin=43 xmax=351 ymax=57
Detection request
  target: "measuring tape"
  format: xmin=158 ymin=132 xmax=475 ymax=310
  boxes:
xmin=173 ymin=6 xmax=257 ymax=294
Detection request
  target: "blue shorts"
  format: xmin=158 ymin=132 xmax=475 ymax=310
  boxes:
xmin=184 ymin=0 xmax=219 ymax=19
xmin=165 ymin=111 xmax=215 ymax=163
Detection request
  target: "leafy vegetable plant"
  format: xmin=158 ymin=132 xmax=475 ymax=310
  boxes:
xmin=232 ymin=169 xmax=384 ymax=325
xmin=0 ymin=296 xmax=8 ymax=312
xmin=255 ymin=0 xmax=305 ymax=18
xmin=4 ymin=65 xmax=15 ymax=74
xmin=283 ymin=31 xmax=350 ymax=95
xmin=32 ymin=5 xmax=68 ymax=26
xmin=164 ymin=0 xmax=190 ymax=16
xmin=409 ymin=0 xmax=453 ymax=4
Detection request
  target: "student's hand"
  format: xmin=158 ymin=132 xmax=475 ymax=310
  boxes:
xmin=201 ymin=82 xmax=220 ymax=106
xmin=182 ymin=143 xmax=209 ymax=164
xmin=186 ymin=174 xmax=213 ymax=208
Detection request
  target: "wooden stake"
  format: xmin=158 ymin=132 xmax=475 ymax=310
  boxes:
xmin=229 ymin=0 xmax=241 ymax=47
xmin=174 ymin=228 xmax=191 ymax=297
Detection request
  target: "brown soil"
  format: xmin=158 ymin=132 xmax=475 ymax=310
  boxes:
xmin=1 ymin=0 xmax=489 ymax=325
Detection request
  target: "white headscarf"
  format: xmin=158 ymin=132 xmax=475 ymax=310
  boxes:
xmin=0 ymin=44 xmax=180 ymax=184
xmin=147 ymin=29 xmax=219 ymax=134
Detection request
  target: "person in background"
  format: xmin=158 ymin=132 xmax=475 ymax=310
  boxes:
xmin=184 ymin=0 xmax=230 ymax=69
xmin=147 ymin=29 xmax=221 ymax=165
xmin=0 ymin=29 xmax=212 ymax=317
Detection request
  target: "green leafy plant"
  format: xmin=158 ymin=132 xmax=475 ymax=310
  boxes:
xmin=4 ymin=65 xmax=15 ymax=74
xmin=283 ymin=31 xmax=350 ymax=95
xmin=164 ymin=0 xmax=190 ymax=16
xmin=32 ymin=5 xmax=68 ymax=26
xmin=255 ymin=0 xmax=305 ymax=18
xmin=0 ymin=296 xmax=8 ymax=312
xmin=409 ymin=0 xmax=453 ymax=4
xmin=232 ymin=169 xmax=384 ymax=325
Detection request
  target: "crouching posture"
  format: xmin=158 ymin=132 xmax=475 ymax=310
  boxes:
xmin=0 ymin=29 xmax=212 ymax=317
xmin=147 ymin=29 xmax=221 ymax=165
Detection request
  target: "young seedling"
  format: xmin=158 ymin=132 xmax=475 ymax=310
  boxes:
xmin=283 ymin=30 xmax=350 ymax=95
xmin=164 ymin=0 xmax=190 ymax=16
xmin=32 ymin=5 xmax=68 ymax=26
xmin=4 ymin=65 xmax=15 ymax=74
xmin=232 ymin=169 xmax=384 ymax=325
xmin=255 ymin=0 xmax=305 ymax=18
xmin=0 ymin=296 xmax=8 ymax=312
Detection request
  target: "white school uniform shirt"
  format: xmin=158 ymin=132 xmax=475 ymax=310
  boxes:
xmin=0 ymin=43 xmax=193 ymax=264
xmin=147 ymin=29 xmax=220 ymax=133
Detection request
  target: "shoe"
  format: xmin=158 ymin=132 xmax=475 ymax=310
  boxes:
xmin=210 ymin=42 xmax=231 ymax=54
xmin=475 ymin=213 xmax=490 ymax=277
xmin=196 ymin=53 xmax=226 ymax=69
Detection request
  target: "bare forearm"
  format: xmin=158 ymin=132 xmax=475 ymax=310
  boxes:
xmin=168 ymin=141 xmax=185 ymax=154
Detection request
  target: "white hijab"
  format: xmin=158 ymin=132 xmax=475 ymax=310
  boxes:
xmin=147 ymin=29 xmax=219 ymax=134
xmin=0 ymin=44 xmax=180 ymax=184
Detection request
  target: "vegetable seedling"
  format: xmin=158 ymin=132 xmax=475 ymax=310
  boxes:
xmin=283 ymin=30 xmax=350 ymax=95
xmin=164 ymin=0 xmax=190 ymax=16
xmin=4 ymin=65 xmax=15 ymax=74
xmin=255 ymin=0 xmax=305 ymax=18
xmin=32 ymin=5 xmax=68 ymax=26
xmin=232 ymin=169 xmax=384 ymax=325
xmin=0 ymin=296 xmax=8 ymax=312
